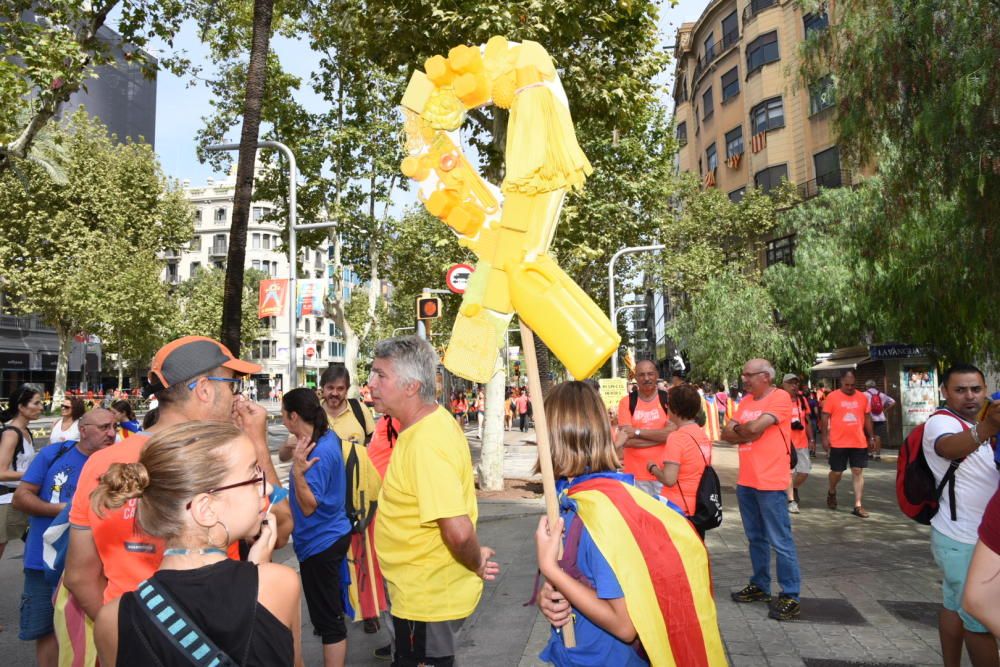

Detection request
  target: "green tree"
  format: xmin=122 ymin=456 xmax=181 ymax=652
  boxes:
xmin=0 ymin=1 xmax=187 ymax=173
xmin=0 ymin=110 xmax=191 ymax=404
xmin=172 ymin=267 xmax=263 ymax=351
xmin=667 ymin=270 xmax=799 ymax=385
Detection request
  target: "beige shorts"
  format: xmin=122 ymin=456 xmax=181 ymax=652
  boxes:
xmin=0 ymin=502 xmax=29 ymax=544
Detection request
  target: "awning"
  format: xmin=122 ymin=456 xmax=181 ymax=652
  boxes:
xmin=810 ymin=354 xmax=870 ymax=373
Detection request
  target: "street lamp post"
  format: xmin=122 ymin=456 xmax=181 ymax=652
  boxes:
xmin=205 ymin=141 xmax=336 ymax=391
xmin=608 ymin=244 xmax=665 ymax=377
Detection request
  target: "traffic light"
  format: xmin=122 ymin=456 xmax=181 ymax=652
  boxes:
xmin=416 ymin=296 xmax=442 ymax=320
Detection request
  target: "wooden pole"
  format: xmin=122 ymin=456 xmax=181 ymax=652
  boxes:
xmin=519 ymin=320 xmax=575 ymax=647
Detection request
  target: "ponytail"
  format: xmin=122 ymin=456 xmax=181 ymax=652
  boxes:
xmin=282 ymin=388 xmax=329 ymax=444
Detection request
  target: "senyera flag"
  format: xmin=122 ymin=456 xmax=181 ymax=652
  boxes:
xmin=258 ymin=279 xmax=289 ymax=318
xmin=569 ymin=477 xmax=727 ymax=667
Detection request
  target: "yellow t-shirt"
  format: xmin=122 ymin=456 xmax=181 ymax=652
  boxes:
xmin=329 ymin=400 xmax=380 ymax=520
xmin=375 ymin=405 xmax=481 ymax=621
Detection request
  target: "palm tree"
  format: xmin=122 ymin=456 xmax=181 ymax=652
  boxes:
xmin=221 ymin=0 xmax=274 ymax=356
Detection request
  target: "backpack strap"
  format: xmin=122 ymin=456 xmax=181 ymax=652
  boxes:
xmin=929 ymin=409 xmax=972 ymax=522
xmin=673 ymin=429 xmax=709 ymax=515
xmin=347 ymin=398 xmax=373 ymax=444
xmin=135 ymin=578 xmax=236 ymax=666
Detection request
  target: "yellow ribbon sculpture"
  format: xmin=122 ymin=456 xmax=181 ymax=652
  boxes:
xmin=400 ymin=37 xmax=620 ymax=382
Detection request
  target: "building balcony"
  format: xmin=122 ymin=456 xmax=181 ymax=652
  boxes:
xmin=209 ymin=243 xmax=228 ymax=257
xmin=796 ymin=169 xmax=853 ymax=201
xmin=0 ymin=314 xmax=55 ymax=332
xmin=743 ymin=0 xmax=778 ymax=26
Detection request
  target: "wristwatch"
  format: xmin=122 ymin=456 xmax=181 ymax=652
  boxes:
xmin=634 ymin=428 xmax=641 ymax=438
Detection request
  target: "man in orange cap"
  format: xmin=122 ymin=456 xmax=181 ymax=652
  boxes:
xmin=64 ymin=336 xmax=291 ymax=620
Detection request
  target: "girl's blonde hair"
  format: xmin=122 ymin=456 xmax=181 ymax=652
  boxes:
xmin=90 ymin=421 xmax=244 ymax=541
xmin=539 ymin=381 xmax=619 ymax=478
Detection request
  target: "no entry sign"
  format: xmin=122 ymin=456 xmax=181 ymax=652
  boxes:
xmin=445 ymin=263 xmax=474 ymax=294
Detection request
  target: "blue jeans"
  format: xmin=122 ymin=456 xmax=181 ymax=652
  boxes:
xmin=736 ymin=485 xmax=801 ymax=599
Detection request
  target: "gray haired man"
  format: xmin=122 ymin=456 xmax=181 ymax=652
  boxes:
xmin=371 ymin=336 xmax=499 ymax=666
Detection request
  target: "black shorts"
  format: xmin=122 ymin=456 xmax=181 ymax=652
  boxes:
xmin=391 ymin=616 xmax=463 ymax=667
xmin=873 ymin=421 xmax=889 ymax=442
xmin=829 ymin=447 xmax=868 ymax=472
xmin=299 ymin=532 xmax=352 ymax=644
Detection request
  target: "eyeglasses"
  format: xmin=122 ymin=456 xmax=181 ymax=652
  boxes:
xmin=187 ymin=464 xmax=265 ymax=509
xmin=187 ymin=376 xmax=243 ymax=394
xmin=61 ymin=404 xmax=72 ymax=410
xmin=741 ymin=371 xmax=768 ymax=379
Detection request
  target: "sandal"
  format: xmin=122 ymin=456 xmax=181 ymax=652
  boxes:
xmin=851 ymin=506 xmax=869 ymax=518
xmin=826 ymin=491 xmax=837 ymax=510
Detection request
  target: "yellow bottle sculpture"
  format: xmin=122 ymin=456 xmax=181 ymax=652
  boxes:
xmin=400 ymin=36 xmax=620 ymax=383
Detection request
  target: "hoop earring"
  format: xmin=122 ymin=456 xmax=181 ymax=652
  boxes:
xmin=208 ymin=520 xmax=231 ymax=549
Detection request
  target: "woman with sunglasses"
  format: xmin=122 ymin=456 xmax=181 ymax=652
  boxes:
xmin=282 ymin=387 xmax=352 ymax=667
xmin=51 ymin=397 xmax=85 ymax=444
xmin=90 ymin=421 xmax=301 ymax=666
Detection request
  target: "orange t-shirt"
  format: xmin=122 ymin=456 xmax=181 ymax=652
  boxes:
xmin=69 ymin=434 xmax=165 ymax=604
xmin=734 ymin=388 xmax=793 ymax=491
xmin=661 ymin=423 xmax=712 ymax=515
xmin=790 ymin=394 xmax=810 ymax=449
xmin=822 ymin=389 xmax=870 ymax=448
xmin=617 ymin=393 xmax=670 ymax=481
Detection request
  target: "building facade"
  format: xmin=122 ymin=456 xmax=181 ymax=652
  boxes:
xmin=672 ymin=0 xmax=844 ymax=220
xmin=169 ymin=170 xmax=354 ymax=397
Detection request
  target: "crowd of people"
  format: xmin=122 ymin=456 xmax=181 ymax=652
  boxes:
xmin=1 ymin=334 xmax=1000 ymax=666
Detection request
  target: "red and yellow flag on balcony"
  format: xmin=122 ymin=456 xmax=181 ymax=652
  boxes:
xmin=568 ymin=477 xmax=726 ymax=667
xmin=702 ymin=169 xmax=716 ymax=188
xmin=725 ymin=152 xmax=742 ymax=169
xmin=751 ymin=130 xmax=767 ymax=154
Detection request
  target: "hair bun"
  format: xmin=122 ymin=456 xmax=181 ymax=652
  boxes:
xmin=91 ymin=462 xmax=150 ymax=516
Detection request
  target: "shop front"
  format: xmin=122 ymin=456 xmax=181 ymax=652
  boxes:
xmin=810 ymin=344 xmax=938 ymax=450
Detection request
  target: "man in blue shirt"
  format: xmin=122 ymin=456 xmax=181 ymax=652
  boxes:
xmin=13 ymin=408 xmax=116 ymax=666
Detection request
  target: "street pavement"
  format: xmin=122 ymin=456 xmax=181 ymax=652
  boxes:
xmin=0 ymin=414 xmax=985 ymax=665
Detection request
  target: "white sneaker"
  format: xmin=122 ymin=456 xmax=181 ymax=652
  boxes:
xmin=788 ymin=501 xmax=800 ymax=514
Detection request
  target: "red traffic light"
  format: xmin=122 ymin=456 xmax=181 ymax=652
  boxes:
xmin=416 ymin=296 xmax=442 ymax=320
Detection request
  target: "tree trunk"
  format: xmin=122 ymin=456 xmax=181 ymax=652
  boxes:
xmin=220 ymin=0 xmax=275 ymax=355
xmin=477 ymin=370 xmax=506 ymax=491
xmin=52 ymin=323 xmax=72 ymax=410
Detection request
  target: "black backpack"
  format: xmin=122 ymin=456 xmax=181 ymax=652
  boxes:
xmin=675 ymin=431 xmax=723 ymax=532
xmin=347 ymin=398 xmax=374 ymax=445
xmin=628 ymin=389 xmax=670 ymax=416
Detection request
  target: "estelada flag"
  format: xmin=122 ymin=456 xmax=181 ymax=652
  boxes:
xmin=702 ymin=395 xmax=721 ymax=442
xmin=258 ymin=279 xmax=288 ymax=318
xmin=568 ymin=477 xmax=727 ymax=667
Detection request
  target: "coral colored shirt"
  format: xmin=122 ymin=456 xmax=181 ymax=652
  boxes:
xmin=661 ymin=424 xmax=712 ymax=515
xmin=822 ymin=389 xmax=870 ymax=448
xmin=734 ymin=388 xmax=793 ymax=491
xmin=69 ymin=435 xmax=165 ymax=604
xmin=617 ymin=394 xmax=670 ymax=482
xmin=368 ymin=416 xmax=400 ymax=480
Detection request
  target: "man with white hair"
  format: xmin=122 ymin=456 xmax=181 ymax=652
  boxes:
xmin=721 ymin=358 xmax=803 ymax=621
xmin=371 ymin=336 xmax=499 ymax=666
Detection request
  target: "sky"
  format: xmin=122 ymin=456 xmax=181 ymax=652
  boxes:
xmin=150 ymin=1 xmax=707 ymax=185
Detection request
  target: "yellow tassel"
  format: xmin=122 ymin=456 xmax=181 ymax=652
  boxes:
xmin=503 ymin=83 xmax=593 ymax=195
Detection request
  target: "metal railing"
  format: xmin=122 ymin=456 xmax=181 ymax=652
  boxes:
xmin=0 ymin=314 xmax=55 ymax=332
xmin=796 ymin=169 xmax=853 ymax=201
xmin=722 ymin=28 xmax=740 ymax=50
xmin=209 ymin=243 xmax=228 ymax=257
xmin=743 ymin=0 xmax=778 ymax=26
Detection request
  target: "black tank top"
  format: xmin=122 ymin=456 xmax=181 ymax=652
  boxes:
xmin=117 ymin=559 xmax=293 ymax=666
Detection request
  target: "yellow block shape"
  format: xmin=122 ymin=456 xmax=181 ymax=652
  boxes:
xmin=443 ymin=310 xmax=501 ymax=383
xmin=401 ymin=70 xmax=435 ymax=114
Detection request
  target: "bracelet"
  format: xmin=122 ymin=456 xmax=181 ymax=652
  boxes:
xmin=973 ymin=422 xmax=990 ymax=447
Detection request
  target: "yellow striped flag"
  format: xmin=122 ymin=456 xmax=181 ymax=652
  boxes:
xmin=569 ymin=478 xmax=727 ymax=667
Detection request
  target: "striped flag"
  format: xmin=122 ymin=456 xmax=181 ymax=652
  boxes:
xmin=569 ymin=477 xmax=727 ymax=667
xmin=702 ymin=395 xmax=721 ymax=442
xmin=725 ymin=152 xmax=742 ymax=169
xmin=751 ymin=130 xmax=767 ymax=153
xmin=702 ymin=169 xmax=716 ymax=188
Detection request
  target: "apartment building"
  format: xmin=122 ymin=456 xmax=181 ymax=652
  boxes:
xmin=672 ymin=0 xmax=844 ymax=226
xmin=166 ymin=170 xmax=354 ymax=397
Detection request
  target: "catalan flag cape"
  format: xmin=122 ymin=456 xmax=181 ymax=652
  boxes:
xmin=701 ymin=395 xmax=721 ymax=442
xmin=566 ymin=476 xmax=726 ymax=667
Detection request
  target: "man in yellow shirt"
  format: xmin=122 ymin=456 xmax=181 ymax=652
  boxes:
xmin=372 ymin=336 xmax=500 ymax=666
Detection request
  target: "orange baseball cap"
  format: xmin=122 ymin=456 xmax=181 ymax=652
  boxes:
xmin=145 ymin=336 xmax=261 ymax=397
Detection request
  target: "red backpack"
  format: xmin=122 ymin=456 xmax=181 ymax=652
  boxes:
xmin=869 ymin=389 xmax=884 ymax=416
xmin=896 ymin=409 xmax=967 ymax=524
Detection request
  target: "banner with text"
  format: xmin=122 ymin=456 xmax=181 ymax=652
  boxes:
xmin=297 ymin=279 xmax=326 ymax=318
xmin=258 ymin=279 xmax=289 ymax=319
